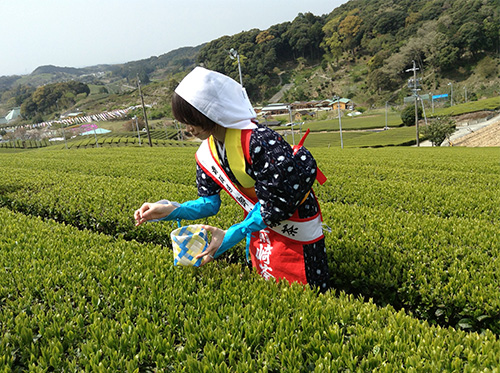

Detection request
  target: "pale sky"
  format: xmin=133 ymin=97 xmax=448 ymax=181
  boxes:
xmin=1 ymin=0 xmax=348 ymax=77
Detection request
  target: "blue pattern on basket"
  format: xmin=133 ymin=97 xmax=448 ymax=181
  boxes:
xmin=172 ymin=226 xmax=208 ymax=267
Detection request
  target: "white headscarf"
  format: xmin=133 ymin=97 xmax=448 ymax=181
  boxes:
xmin=175 ymin=66 xmax=257 ymax=130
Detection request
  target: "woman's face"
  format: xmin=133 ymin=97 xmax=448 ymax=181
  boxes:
xmin=186 ymin=124 xmax=211 ymax=140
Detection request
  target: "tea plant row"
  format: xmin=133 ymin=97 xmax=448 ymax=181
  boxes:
xmin=0 ymin=147 xmax=498 ymax=335
xmin=1 ymin=207 xmax=500 ymax=371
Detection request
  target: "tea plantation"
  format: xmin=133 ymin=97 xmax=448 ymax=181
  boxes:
xmin=0 ymin=146 xmax=499 ymax=371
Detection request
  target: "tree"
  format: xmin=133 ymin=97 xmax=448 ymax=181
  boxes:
xmin=19 ymin=81 xmax=90 ymax=119
xmin=422 ymin=117 xmax=455 ymax=146
xmin=401 ymin=104 xmax=422 ymax=127
xmin=424 ymin=32 xmax=460 ymax=71
xmin=20 ymin=97 xmax=38 ymax=119
xmin=456 ymin=21 xmax=485 ymax=56
xmin=373 ymin=11 xmax=406 ymax=35
xmin=338 ymin=15 xmax=363 ymax=56
xmin=284 ymin=13 xmax=325 ymax=60
xmin=122 ymin=117 xmax=145 ymax=132
xmin=367 ymin=68 xmax=399 ymax=92
xmin=256 ymin=30 xmax=275 ymax=44
xmin=321 ymin=18 xmax=342 ymax=67
xmin=367 ymin=51 xmax=389 ymax=71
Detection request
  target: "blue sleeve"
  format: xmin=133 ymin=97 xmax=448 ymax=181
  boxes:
xmin=213 ymin=202 xmax=267 ymax=259
xmin=159 ymin=194 xmax=221 ymax=222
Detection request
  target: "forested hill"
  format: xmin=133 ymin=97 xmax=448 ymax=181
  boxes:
xmin=1 ymin=0 xmax=498 ymax=119
xmin=196 ymin=0 xmax=499 ymax=103
xmin=0 ymin=45 xmax=203 ymax=92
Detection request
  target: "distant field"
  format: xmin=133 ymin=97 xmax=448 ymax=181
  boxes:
xmin=431 ymin=96 xmax=500 ymax=117
xmin=306 ymin=111 xmax=402 ymax=131
xmin=270 ymin=109 xmax=402 ymax=132
xmin=282 ymin=126 xmax=417 ymax=148
xmin=1 ymin=97 xmax=498 ymax=151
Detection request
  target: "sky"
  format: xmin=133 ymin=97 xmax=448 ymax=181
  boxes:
xmin=1 ymin=0 xmax=348 ymax=77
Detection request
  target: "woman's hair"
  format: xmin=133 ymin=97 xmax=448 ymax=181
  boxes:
xmin=171 ymin=92 xmax=218 ymax=131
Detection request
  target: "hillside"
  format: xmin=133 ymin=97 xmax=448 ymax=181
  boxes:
xmin=0 ymin=0 xmax=498 ymax=125
xmin=0 ymin=45 xmax=202 ymax=104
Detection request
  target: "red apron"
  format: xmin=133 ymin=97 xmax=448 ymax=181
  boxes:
xmin=196 ymin=129 xmax=325 ymax=285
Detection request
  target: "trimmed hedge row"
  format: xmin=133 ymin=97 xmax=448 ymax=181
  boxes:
xmin=0 ymin=147 xmax=498 ymax=335
xmin=5 ymin=147 xmax=199 ymax=184
xmin=1 ymin=207 xmax=500 ymax=371
xmin=323 ymin=202 xmax=500 ymax=332
xmin=315 ymin=147 xmax=500 ymax=221
xmin=49 ymin=137 xmax=199 ymax=150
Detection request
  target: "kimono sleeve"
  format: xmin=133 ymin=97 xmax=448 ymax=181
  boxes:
xmin=196 ymin=163 xmax=221 ymax=197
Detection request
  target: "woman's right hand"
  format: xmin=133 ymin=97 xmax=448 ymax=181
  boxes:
xmin=195 ymin=224 xmax=227 ymax=266
xmin=134 ymin=202 xmax=177 ymax=226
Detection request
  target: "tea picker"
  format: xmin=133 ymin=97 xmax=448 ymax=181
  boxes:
xmin=134 ymin=67 xmax=331 ymax=291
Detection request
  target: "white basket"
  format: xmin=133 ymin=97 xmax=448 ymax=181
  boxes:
xmin=170 ymin=225 xmax=208 ymax=267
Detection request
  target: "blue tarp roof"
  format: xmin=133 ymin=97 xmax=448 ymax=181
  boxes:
xmin=80 ymin=128 xmax=111 ymax=135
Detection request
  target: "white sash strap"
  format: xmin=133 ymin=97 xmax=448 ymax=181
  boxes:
xmin=271 ymin=215 xmax=324 ymax=243
xmin=196 ymin=140 xmax=255 ymax=213
xmin=196 ymin=140 xmax=324 ymax=244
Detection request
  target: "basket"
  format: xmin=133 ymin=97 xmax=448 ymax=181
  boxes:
xmin=170 ymin=225 xmax=208 ymax=267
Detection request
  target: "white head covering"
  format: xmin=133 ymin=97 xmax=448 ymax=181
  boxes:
xmin=175 ymin=66 xmax=257 ymax=130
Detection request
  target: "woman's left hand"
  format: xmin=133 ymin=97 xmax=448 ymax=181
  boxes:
xmin=196 ymin=225 xmax=226 ymax=266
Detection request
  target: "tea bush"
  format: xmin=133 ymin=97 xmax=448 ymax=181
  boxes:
xmin=0 ymin=146 xmax=499 ymax=337
xmin=1 ymin=208 xmax=500 ymax=371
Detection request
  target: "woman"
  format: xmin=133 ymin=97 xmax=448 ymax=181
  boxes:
xmin=134 ymin=67 xmax=330 ymax=291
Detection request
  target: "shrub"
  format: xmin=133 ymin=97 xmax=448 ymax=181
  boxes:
xmin=422 ymin=116 xmax=456 ymax=146
xmin=401 ymin=104 xmax=422 ymax=126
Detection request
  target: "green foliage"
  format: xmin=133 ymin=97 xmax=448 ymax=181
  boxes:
xmin=0 ymin=146 xmax=500 ymax=369
xmin=21 ymin=81 xmax=90 ymax=119
xmin=422 ymin=117 xmax=456 ymax=146
xmin=373 ymin=10 xmax=405 ymax=35
xmin=432 ymin=96 xmax=500 ymax=117
xmin=0 ymin=145 xmax=499 ymax=342
xmin=297 ymin=127 xmax=417 ymax=148
xmin=196 ymin=14 xmax=326 ymax=102
xmin=401 ymin=104 xmax=422 ymax=126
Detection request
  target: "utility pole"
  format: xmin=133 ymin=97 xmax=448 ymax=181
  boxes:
xmin=62 ymin=123 xmax=68 ymax=150
xmin=229 ymin=48 xmax=243 ymax=86
xmin=406 ymin=60 xmax=420 ymax=146
xmin=137 ymin=74 xmax=152 ymax=147
xmin=174 ymin=120 xmax=183 ymax=141
xmin=134 ymin=116 xmax=142 ymax=146
xmin=93 ymin=126 xmax=99 ymax=148
xmin=384 ymin=101 xmax=389 ymax=130
xmin=333 ymin=96 xmax=343 ymax=149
